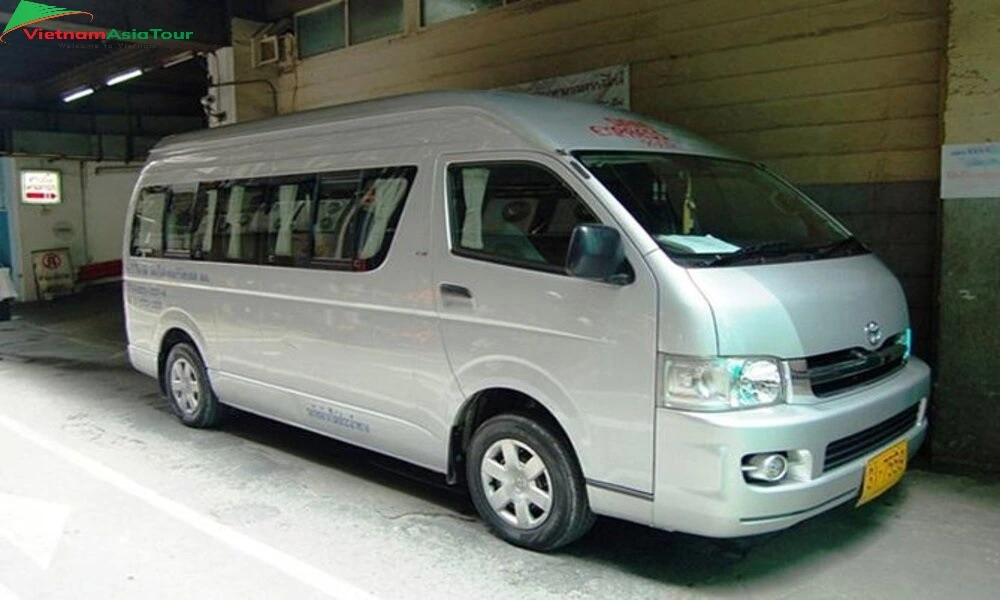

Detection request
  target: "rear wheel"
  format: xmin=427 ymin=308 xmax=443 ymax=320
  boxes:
xmin=466 ymin=414 xmax=594 ymax=551
xmin=164 ymin=343 xmax=224 ymax=428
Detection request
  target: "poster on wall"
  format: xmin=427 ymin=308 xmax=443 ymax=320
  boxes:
xmin=31 ymin=247 xmax=73 ymax=300
xmin=21 ymin=170 xmax=62 ymax=205
xmin=505 ymin=64 xmax=631 ymax=109
xmin=941 ymin=143 xmax=1000 ymax=199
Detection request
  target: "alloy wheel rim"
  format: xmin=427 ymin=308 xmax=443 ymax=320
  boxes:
xmin=480 ymin=438 xmax=553 ymax=529
xmin=169 ymin=358 xmax=200 ymax=416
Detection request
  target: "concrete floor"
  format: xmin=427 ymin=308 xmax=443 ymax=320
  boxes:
xmin=1 ymin=285 xmax=999 ymax=600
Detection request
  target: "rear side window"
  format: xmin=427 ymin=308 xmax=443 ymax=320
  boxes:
xmin=212 ymin=180 xmax=270 ymax=264
xmin=447 ymin=162 xmax=598 ymax=272
xmin=130 ymin=187 xmax=166 ymax=257
xmin=164 ymin=184 xmax=197 ymax=257
xmin=265 ymin=176 xmax=315 ymax=267
xmin=167 ymin=165 xmax=416 ymax=272
xmin=191 ymin=185 xmax=222 ymax=260
xmin=312 ymin=166 xmax=416 ymax=271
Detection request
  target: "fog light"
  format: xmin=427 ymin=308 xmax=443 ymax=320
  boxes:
xmin=742 ymin=453 xmax=789 ymax=482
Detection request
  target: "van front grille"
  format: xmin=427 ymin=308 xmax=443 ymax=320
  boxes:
xmin=807 ymin=334 xmax=906 ymax=397
xmin=823 ymin=404 xmax=919 ymax=472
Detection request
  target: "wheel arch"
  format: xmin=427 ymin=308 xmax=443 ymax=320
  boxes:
xmin=155 ymin=317 xmax=208 ymax=396
xmin=447 ymin=386 xmax=584 ymax=486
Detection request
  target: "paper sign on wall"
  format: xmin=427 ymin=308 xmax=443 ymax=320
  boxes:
xmin=941 ymin=143 xmax=1000 ymax=199
xmin=506 ymin=64 xmax=631 ymax=109
xmin=31 ymin=248 xmax=73 ymax=300
xmin=21 ymin=170 xmax=62 ymax=205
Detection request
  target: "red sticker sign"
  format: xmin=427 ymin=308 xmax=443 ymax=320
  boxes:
xmin=42 ymin=253 xmax=62 ymax=269
xmin=589 ymin=117 xmax=677 ymax=149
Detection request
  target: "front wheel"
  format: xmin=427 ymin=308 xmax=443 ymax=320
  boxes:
xmin=466 ymin=414 xmax=594 ymax=551
xmin=164 ymin=343 xmax=224 ymax=428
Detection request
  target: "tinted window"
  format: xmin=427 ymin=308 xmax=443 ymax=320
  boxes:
xmin=422 ymin=0 xmax=505 ymax=26
xmin=191 ymin=185 xmax=222 ymax=260
xmin=314 ymin=171 xmax=362 ymax=261
xmin=447 ymin=163 xmax=597 ymax=272
xmin=349 ymin=0 xmax=403 ymax=44
xmin=297 ymin=1 xmax=345 ymax=58
xmin=313 ymin=166 xmax=416 ymax=270
xmin=265 ymin=176 xmax=315 ymax=266
xmin=145 ymin=166 xmax=416 ymax=271
xmin=212 ymin=180 xmax=269 ymax=264
xmin=130 ymin=187 xmax=166 ymax=257
xmin=164 ymin=185 xmax=197 ymax=256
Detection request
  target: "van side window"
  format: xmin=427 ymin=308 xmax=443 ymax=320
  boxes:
xmin=213 ymin=180 xmax=270 ymax=264
xmin=447 ymin=163 xmax=598 ymax=272
xmin=130 ymin=187 xmax=167 ymax=258
xmin=164 ymin=184 xmax=197 ymax=257
xmin=314 ymin=172 xmax=361 ymax=262
xmin=145 ymin=165 xmax=416 ymax=271
xmin=191 ymin=184 xmax=222 ymax=260
xmin=265 ymin=176 xmax=315 ymax=267
xmin=313 ymin=166 xmax=416 ymax=271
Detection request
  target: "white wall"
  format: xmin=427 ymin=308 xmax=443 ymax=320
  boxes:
xmin=6 ymin=158 xmax=141 ymax=302
xmin=84 ymin=163 xmax=143 ymax=264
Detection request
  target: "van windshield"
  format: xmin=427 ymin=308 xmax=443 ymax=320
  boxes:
xmin=575 ymin=152 xmax=866 ymax=267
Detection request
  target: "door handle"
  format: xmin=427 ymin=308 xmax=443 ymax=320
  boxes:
xmin=440 ymin=283 xmax=473 ymax=300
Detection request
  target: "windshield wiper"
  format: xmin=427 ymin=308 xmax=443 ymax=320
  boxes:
xmin=704 ymin=241 xmax=807 ymax=267
xmin=805 ymin=237 xmax=868 ymax=259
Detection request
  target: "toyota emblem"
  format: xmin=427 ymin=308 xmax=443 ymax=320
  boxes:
xmin=865 ymin=321 xmax=883 ymax=347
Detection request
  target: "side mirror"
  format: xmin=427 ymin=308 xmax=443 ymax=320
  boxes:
xmin=566 ymin=224 xmax=628 ymax=284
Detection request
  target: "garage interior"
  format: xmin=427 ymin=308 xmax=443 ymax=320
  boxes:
xmin=0 ymin=0 xmax=997 ymax=598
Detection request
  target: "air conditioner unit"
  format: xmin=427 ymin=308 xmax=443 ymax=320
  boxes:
xmin=254 ymin=33 xmax=295 ymax=68
xmin=254 ymin=34 xmax=279 ymax=67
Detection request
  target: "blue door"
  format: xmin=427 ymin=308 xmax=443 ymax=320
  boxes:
xmin=0 ymin=209 xmax=10 ymax=268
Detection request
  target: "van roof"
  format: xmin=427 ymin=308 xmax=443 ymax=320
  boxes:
xmin=153 ymin=90 xmax=743 ymax=161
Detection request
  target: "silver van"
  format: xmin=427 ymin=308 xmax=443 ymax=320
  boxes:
xmin=124 ymin=91 xmax=930 ymax=551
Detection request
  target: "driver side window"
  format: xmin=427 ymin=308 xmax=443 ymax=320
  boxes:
xmin=447 ymin=162 xmax=598 ymax=273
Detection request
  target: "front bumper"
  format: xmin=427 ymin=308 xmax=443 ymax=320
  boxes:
xmin=653 ymin=358 xmax=930 ymax=537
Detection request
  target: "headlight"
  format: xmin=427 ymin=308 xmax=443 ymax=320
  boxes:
xmin=900 ymin=327 xmax=912 ymax=360
xmin=659 ymin=355 xmax=788 ymax=411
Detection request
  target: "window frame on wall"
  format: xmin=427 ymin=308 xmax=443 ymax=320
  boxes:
xmin=296 ymin=0 xmax=347 ymax=59
xmin=295 ymin=0 xmax=406 ymax=60
xmin=420 ymin=0 xmax=522 ymax=28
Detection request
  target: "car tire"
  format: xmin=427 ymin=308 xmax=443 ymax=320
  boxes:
xmin=164 ymin=343 xmax=224 ymax=428
xmin=467 ymin=413 xmax=595 ymax=551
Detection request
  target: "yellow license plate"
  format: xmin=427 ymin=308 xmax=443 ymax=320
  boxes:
xmin=857 ymin=439 xmax=908 ymax=506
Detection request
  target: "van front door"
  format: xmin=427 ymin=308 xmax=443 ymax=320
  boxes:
xmin=432 ymin=153 xmax=659 ymax=497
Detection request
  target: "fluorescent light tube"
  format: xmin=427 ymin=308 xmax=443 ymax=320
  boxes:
xmin=105 ymin=68 xmax=144 ymax=86
xmin=62 ymin=87 xmax=95 ymax=102
xmin=163 ymin=51 xmax=195 ymax=68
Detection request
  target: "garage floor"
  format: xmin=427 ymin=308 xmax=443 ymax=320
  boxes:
xmin=1 ymin=285 xmax=999 ymax=600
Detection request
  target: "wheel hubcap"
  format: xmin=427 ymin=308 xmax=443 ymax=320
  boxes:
xmin=169 ymin=358 xmax=200 ymax=416
xmin=480 ymin=439 xmax=553 ymax=529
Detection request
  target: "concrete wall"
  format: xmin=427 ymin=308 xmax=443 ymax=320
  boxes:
xmin=935 ymin=0 xmax=1000 ymax=469
xmin=2 ymin=158 xmax=141 ymax=302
